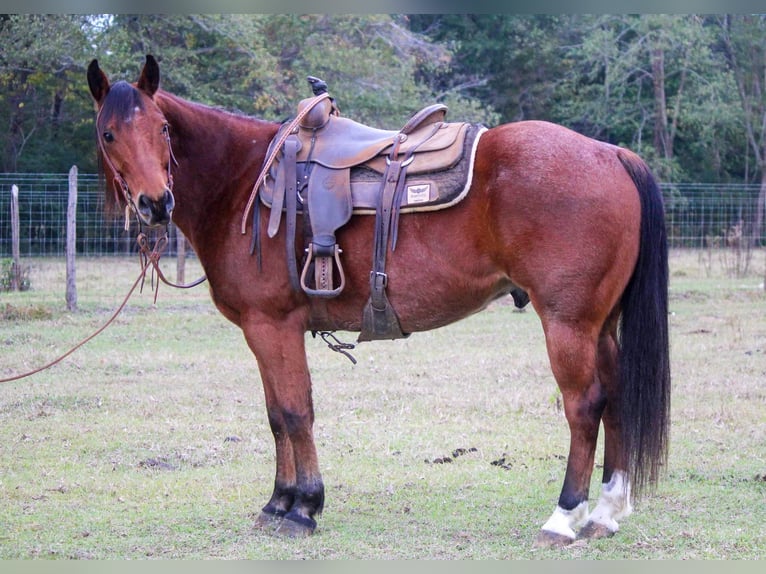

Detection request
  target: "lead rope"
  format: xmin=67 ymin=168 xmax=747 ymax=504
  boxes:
xmin=0 ymin=254 xmax=153 ymax=384
xmin=0 ymin=233 xmax=201 ymax=384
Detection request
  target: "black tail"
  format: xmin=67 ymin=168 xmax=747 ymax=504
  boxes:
xmin=617 ymin=151 xmax=671 ymax=499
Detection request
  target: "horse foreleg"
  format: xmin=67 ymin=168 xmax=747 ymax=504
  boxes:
xmin=535 ymin=321 xmax=606 ymax=548
xmin=254 ymin=386 xmax=297 ymax=528
xmin=579 ymin=327 xmax=633 ymax=540
xmin=244 ymin=318 xmax=325 ymax=537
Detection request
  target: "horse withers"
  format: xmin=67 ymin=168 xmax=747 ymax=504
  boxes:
xmin=87 ymin=55 xmax=670 ymax=547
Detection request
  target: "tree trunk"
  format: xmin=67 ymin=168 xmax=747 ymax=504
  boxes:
xmin=651 ymin=46 xmax=672 ymax=161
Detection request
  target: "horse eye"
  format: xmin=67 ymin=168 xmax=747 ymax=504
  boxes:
xmin=102 ymin=131 xmax=114 ymax=143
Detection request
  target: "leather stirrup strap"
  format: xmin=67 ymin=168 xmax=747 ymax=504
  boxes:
xmin=370 ymin=159 xmax=403 ymax=309
xmin=267 ymin=154 xmax=287 ymax=238
xmin=283 ymin=138 xmax=301 ymax=291
xmin=359 ymin=148 xmax=408 ymax=341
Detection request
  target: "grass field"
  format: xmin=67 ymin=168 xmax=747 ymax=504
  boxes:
xmin=0 ymin=250 xmax=764 ymax=559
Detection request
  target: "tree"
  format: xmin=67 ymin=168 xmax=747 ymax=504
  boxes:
xmin=718 ymin=14 xmax=766 ymax=242
xmin=0 ymin=14 xmax=491 ymax=174
xmin=0 ymin=12 xmax=761 ymax=189
xmin=550 ymin=15 xmax=721 ymax=181
xmin=408 ymin=14 xmax=570 ymax=124
xmin=90 ymin=15 xmax=493 ymax=128
xmin=0 ymin=14 xmax=92 ymax=171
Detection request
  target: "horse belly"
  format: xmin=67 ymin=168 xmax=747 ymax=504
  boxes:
xmin=322 ymin=210 xmax=513 ymax=333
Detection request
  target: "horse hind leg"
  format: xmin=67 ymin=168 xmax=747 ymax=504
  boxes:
xmin=578 ymin=470 xmax=632 ymax=540
xmin=579 ymin=322 xmax=633 ymax=540
xmin=535 ymin=320 xmax=606 ymax=548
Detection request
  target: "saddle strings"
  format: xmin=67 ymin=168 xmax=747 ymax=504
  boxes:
xmin=240 ymin=92 xmax=331 ymax=235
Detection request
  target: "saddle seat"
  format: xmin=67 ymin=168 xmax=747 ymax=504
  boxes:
xmin=294 ymin=98 xmax=464 ymax=173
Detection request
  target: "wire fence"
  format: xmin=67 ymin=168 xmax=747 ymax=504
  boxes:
xmin=1 ymin=171 xmax=765 ymax=274
xmin=663 ymin=182 xmax=765 ymax=248
xmin=0 ymin=172 xmax=187 ymax=258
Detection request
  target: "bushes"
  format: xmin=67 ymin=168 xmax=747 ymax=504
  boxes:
xmin=0 ymin=258 xmax=30 ymax=292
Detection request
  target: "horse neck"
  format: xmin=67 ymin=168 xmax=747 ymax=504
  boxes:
xmin=155 ymin=91 xmax=278 ymax=239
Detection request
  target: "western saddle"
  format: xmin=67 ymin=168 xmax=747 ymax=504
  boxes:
xmin=252 ymin=77 xmax=487 ymax=341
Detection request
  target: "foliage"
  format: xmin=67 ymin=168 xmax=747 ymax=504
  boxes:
xmin=408 ymin=14 xmax=572 ymax=123
xmin=84 ymin=15 xmax=496 ymax=128
xmin=0 ymin=15 xmax=94 ymax=172
xmin=0 ymin=258 xmax=30 ymax=291
xmin=0 ymin=14 xmax=766 ymax=187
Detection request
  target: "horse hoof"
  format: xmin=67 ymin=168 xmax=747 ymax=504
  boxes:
xmin=578 ymin=520 xmax=616 ymax=540
xmin=534 ymin=529 xmax=575 ymax=548
xmin=253 ymin=511 xmax=282 ymax=531
xmin=274 ymin=514 xmax=316 ymax=538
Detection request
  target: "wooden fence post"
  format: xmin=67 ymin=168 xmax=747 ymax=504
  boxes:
xmin=66 ymin=166 xmax=78 ymax=311
xmin=10 ymin=184 xmax=20 ymax=291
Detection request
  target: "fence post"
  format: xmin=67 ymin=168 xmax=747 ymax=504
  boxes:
xmin=10 ymin=184 xmax=20 ymax=291
xmin=66 ymin=166 xmax=78 ymax=311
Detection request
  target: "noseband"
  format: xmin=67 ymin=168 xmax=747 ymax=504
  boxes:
xmin=96 ymin=107 xmax=179 ymax=230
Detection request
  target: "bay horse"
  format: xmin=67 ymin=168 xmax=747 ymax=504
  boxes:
xmin=87 ymin=55 xmax=670 ymax=547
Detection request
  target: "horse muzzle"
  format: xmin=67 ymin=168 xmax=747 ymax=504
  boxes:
xmin=136 ymin=188 xmax=175 ymax=227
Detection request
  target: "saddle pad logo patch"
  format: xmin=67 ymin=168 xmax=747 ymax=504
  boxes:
xmin=406 ymin=183 xmax=431 ymax=205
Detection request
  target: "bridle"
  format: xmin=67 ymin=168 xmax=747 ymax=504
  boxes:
xmin=2 ymin=98 xmax=217 ymax=384
xmin=95 ymin=103 xmax=205 ymax=292
xmin=0 ymin=106 xmax=206 ymax=384
xmin=95 ymin=106 xmax=178 ymax=231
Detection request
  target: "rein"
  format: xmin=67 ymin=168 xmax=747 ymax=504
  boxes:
xmin=136 ymin=232 xmax=207 ymax=297
xmin=0 ymin=232 xmax=202 ymax=384
xmin=240 ymin=92 xmax=330 ymax=235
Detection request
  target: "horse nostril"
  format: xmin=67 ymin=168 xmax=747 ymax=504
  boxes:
xmin=137 ymin=194 xmax=152 ymax=215
xmin=135 ymin=191 xmax=173 ymax=225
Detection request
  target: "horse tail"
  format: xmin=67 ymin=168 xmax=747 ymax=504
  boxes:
xmin=616 ymin=150 xmax=671 ymax=500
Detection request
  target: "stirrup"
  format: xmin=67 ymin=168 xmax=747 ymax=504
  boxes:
xmin=300 ymin=244 xmax=345 ymax=298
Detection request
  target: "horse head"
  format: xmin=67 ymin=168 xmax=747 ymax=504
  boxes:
xmin=87 ymin=55 xmax=176 ymax=227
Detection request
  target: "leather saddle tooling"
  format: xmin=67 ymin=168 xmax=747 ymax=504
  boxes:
xmin=256 ymin=77 xmax=486 ymax=341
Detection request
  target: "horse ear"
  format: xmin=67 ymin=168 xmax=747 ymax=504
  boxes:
xmin=87 ymin=59 xmax=110 ymax=105
xmin=137 ymin=54 xmax=160 ymax=97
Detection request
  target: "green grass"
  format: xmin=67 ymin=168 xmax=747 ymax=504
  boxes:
xmin=0 ymin=251 xmax=764 ymax=559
